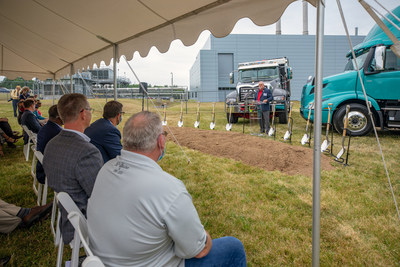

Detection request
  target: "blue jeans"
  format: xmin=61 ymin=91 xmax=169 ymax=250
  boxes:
xmin=12 ymin=99 xmax=19 ymax=117
xmin=185 ymin=236 xmax=246 ymax=267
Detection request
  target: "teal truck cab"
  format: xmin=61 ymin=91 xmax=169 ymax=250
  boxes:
xmin=300 ymin=6 xmax=400 ymax=136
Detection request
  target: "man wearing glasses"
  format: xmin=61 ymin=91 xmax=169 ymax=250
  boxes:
xmin=43 ymin=93 xmax=103 ymax=245
xmin=85 ymin=100 xmax=124 ymax=163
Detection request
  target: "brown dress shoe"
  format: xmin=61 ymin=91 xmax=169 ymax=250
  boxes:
xmin=21 ymin=202 xmax=53 ymax=228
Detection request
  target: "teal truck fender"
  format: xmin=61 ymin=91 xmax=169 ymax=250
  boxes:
xmin=305 ymin=93 xmax=381 ymax=124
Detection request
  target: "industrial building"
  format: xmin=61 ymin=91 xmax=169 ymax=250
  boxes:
xmin=189 ymin=33 xmax=365 ymax=102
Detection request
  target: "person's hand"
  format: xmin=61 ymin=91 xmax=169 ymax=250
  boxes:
xmin=263 ymin=99 xmax=268 ymax=103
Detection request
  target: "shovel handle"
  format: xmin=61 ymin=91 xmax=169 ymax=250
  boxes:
xmin=343 ymin=105 xmax=350 ymax=137
xmin=163 ymin=104 xmax=167 ymax=121
xmin=287 ymin=102 xmax=294 ymax=130
xmin=271 ymin=104 xmax=276 ymax=125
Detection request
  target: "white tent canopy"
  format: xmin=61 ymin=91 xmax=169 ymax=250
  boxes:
xmin=0 ymin=0 xmax=316 ymax=80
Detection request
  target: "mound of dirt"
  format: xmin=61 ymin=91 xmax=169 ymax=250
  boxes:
xmin=167 ymin=127 xmax=334 ymax=177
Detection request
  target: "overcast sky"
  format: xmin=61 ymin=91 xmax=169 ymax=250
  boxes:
xmin=113 ymin=0 xmax=399 ymax=88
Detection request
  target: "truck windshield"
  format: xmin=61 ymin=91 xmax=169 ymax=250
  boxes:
xmin=239 ymin=67 xmax=279 ymax=82
xmin=344 ymin=50 xmax=369 ymax=71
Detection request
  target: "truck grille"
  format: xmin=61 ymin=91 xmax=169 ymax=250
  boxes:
xmin=240 ymin=87 xmax=256 ymax=102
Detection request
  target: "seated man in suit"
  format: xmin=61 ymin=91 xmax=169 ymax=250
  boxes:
xmin=84 ymin=100 xmax=123 ymax=163
xmin=43 ymin=93 xmax=103 ymax=245
xmin=21 ymin=99 xmax=42 ymax=144
xmin=88 ymin=111 xmax=247 ymax=266
xmin=36 ymin=105 xmax=63 ymax=184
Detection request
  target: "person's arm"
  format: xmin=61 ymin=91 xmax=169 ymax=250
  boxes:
xmin=102 ymin=129 xmax=122 ymax=160
xmin=164 ymin=192 xmax=209 ymax=259
xmin=29 ymin=113 xmax=42 ymax=133
xmin=75 ymin=147 xmax=103 ymax=197
xmin=195 ymin=231 xmax=212 ymax=258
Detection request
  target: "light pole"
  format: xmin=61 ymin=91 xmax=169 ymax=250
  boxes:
xmin=170 ymin=72 xmax=173 ymax=88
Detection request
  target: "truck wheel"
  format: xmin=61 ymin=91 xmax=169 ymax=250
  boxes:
xmin=333 ymin=104 xmax=373 ymax=136
xmin=278 ymin=103 xmax=289 ymax=124
xmin=226 ymin=113 xmax=239 ymax=123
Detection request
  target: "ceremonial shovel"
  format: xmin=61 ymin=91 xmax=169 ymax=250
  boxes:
xmin=268 ymin=104 xmax=276 ymax=136
xmin=283 ymin=102 xmax=294 ymax=140
xmin=162 ymin=104 xmax=167 ymax=126
xmin=210 ymin=103 xmax=216 ymax=130
xmin=194 ymin=102 xmax=200 ymax=128
xmin=321 ymin=103 xmax=333 ymax=152
xmin=336 ymin=105 xmax=350 ymax=160
xmin=177 ymin=101 xmax=184 ymax=127
xmin=301 ymin=103 xmax=314 ymax=145
xmin=226 ymin=104 xmax=233 ymax=131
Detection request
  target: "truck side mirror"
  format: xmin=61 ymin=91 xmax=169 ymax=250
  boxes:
xmin=374 ymin=46 xmax=385 ymax=71
xmin=287 ymin=67 xmax=293 ymax=79
xmin=229 ymin=72 xmax=234 ymax=84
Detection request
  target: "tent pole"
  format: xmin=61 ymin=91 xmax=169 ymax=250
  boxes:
xmin=312 ymin=1 xmax=325 ymax=266
xmin=70 ymin=64 xmax=74 ymax=93
xmin=113 ymin=44 xmax=118 ymax=101
xmin=52 ymin=79 xmax=55 ymax=105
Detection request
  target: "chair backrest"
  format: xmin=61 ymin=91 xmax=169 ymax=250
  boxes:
xmin=81 ymin=256 xmax=105 ymax=267
xmin=57 ymin=192 xmax=86 ymax=267
xmin=34 ymin=149 xmax=44 ymax=164
xmin=68 ymin=211 xmax=93 ymax=256
xmin=56 ymin=192 xmax=85 ymax=221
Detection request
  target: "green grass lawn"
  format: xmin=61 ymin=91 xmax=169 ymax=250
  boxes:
xmin=1 ymin=94 xmax=399 ymax=266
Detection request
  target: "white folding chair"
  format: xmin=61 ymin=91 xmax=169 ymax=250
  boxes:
xmin=32 ymin=149 xmax=48 ymax=205
xmin=22 ymin=125 xmax=32 ymax=161
xmin=68 ymin=211 xmax=105 ymax=267
xmin=56 ymin=192 xmax=85 ymax=267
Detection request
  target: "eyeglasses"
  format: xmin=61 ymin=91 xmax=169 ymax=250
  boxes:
xmin=161 ymin=131 xmax=168 ymax=137
xmin=120 ymin=111 xmax=125 ymax=115
xmin=80 ymin=107 xmax=94 ymax=113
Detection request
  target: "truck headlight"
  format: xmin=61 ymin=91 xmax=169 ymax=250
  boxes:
xmin=273 ymin=96 xmax=285 ymax=101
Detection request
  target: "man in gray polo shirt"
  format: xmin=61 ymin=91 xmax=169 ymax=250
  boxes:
xmin=87 ymin=111 xmax=246 ymax=267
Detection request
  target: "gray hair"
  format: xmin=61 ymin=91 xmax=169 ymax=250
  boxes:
xmin=123 ymin=111 xmax=163 ymax=152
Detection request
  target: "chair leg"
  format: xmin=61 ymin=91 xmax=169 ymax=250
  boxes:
xmin=37 ymin=184 xmax=43 ymax=206
xmin=56 ymin=237 xmax=64 ymax=267
xmin=41 ymin=178 xmax=48 ymax=205
xmin=70 ymin=232 xmax=81 ymax=267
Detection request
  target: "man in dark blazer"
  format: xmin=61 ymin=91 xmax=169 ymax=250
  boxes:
xmin=43 ymin=93 xmax=103 ymax=245
xmin=21 ymin=99 xmax=42 ymax=144
xmin=36 ymin=105 xmax=63 ymax=184
xmin=84 ymin=100 xmax=123 ymax=163
xmin=254 ymin=81 xmax=273 ymax=133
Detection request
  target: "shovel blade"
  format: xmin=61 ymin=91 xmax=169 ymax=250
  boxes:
xmin=301 ymin=134 xmax=309 ymax=145
xmin=321 ymin=140 xmax=329 ymax=152
xmin=194 ymin=121 xmax=200 ymax=128
xmin=162 ymin=121 xmax=167 ymax=126
xmin=336 ymin=148 xmax=345 ymax=160
xmin=283 ymin=131 xmax=290 ymax=140
xmin=210 ymin=122 xmax=215 ymax=130
xmin=178 ymin=121 xmax=183 ymax=127
xmin=226 ymin=123 xmax=232 ymax=131
xmin=268 ymin=128 xmax=274 ymax=136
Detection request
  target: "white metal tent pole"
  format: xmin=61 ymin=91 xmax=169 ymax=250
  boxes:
xmin=312 ymin=0 xmax=325 ymax=266
xmin=70 ymin=64 xmax=74 ymax=93
xmin=113 ymin=44 xmax=118 ymax=101
xmin=52 ymin=79 xmax=55 ymax=105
